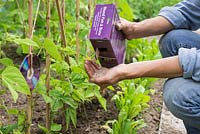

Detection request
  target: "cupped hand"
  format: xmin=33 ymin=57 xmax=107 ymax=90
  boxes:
xmin=84 ymin=60 xmax=123 ymax=89
xmin=115 ymin=18 xmax=137 ymax=40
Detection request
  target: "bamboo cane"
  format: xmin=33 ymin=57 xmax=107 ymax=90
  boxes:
xmin=55 ymin=1 xmax=70 ymax=133
xmin=88 ymin=0 xmax=92 ymax=23
xmin=55 ymin=0 xmax=70 ymax=66
xmin=86 ymin=0 xmax=92 ymax=55
xmin=45 ymin=0 xmax=51 ymax=133
xmin=61 ymin=0 xmax=65 ymax=24
xmin=76 ymin=0 xmax=80 ymax=61
xmin=26 ymin=1 xmax=33 ymax=133
xmin=60 ymin=0 xmax=65 ymax=46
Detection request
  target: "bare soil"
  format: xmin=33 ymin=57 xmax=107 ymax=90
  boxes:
xmin=138 ymin=79 xmax=164 ymax=134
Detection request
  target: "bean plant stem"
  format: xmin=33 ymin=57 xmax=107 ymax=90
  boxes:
xmin=76 ymin=0 xmax=80 ymax=61
xmin=45 ymin=0 xmax=51 ymax=133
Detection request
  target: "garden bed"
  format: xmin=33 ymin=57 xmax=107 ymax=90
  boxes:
xmin=1 ymin=71 xmax=164 ymax=134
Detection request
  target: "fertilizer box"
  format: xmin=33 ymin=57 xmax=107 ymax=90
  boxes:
xmin=89 ymin=4 xmax=126 ymax=68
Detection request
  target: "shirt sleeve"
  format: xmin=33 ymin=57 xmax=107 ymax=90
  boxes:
xmin=158 ymin=0 xmax=200 ymax=30
xmin=178 ymin=48 xmax=200 ymax=81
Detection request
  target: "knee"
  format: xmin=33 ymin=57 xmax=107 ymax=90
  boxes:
xmin=163 ymin=78 xmax=200 ymax=119
xmin=163 ymin=79 xmax=181 ymax=116
xmin=159 ymin=30 xmax=187 ymax=57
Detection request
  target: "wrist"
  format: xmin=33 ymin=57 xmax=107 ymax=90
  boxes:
xmin=114 ymin=64 xmax=127 ymax=81
xmin=115 ymin=64 xmax=137 ymax=80
xmin=129 ymin=22 xmax=146 ymax=39
xmin=121 ymin=63 xmax=144 ymax=79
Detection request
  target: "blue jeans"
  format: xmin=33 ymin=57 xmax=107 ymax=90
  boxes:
xmin=159 ymin=29 xmax=200 ymax=134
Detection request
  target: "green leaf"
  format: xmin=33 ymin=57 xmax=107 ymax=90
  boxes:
xmin=2 ymin=66 xmax=30 ymax=102
xmin=61 ymin=95 xmax=78 ymax=109
xmin=0 ymin=124 xmax=18 ymax=134
xmin=69 ymin=57 xmax=77 ymax=66
xmin=38 ymin=124 xmax=48 ymax=133
xmin=14 ymin=38 xmax=39 ymax=47
xmin=85 ymin=88 xmax=96 ymax=98
xmin=51 ymin=100 xmax=63 ymax=112
xmin=43 ymin=38 xmax=62 ymax=62
xmin=71 ymin=72 xmax=85 ymax=85
xmin=21 ymin=44 xmax=29 ymax=54
xmin=0 ymin=58 xmax=14 ymax=66
xmin=51 ymin=123 xmax=61 ymax=131
xmin=42 ymin=94 xmax=52 ymax=103
xmin=93 ymin=88 xmax=107 ymax=110
xmin=66 ymin=107 xmax=77 ymax=127
xmin=97 ymin=96 xmax=107 ymax=111
xmin=118 ymin=110 xmax=127 ymax=124
xmin=116 ymin=0 xmax=134 ymax=21
xmin=13 ymin=130 xmax=23 ymax=134
xmin=72 ymin=89 xmax=85 ymax=102
xmin=60 ymin=46 xmax=76 ymax=55
xmin=8 ymin=108 xmax=18 ymax=115
xmin=33 ymin=36 xmax=43 ymax=48
xmin=122 ymin=119 xmax=132 ymax=134
xmin=135 ymin=85 xmax=145 ymax=94
xmin=17 ymin=111 xmax=26 ymax=126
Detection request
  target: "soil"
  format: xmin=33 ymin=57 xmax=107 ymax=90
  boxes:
xmin=138 ymin=79 xmax=164 ymax=134
xmin=69 ymin=92 xmax=118 ymax=134
xmin=1 ymin=45 xmax=164 ymax=134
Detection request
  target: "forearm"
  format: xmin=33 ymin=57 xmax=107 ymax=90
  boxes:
xmin=120 ymin=56 xmax=183 ymax=80
xmin=133 ymin=16 xmax=174 ymax=38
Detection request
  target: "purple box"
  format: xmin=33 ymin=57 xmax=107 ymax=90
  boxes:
xmin=89 ymin=4 xmax=126 ymax=68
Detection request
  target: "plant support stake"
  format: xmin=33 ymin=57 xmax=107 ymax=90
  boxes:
xmin=26 ymin=0 xmax=40 ymax=133
xmin=76 ymin=0 xmax=80 ymax=61
xmin=26 ymin=0 xmax=33 ymax=134
xmin=55 ymin=0 xmax=70 ymax=66
xmin=45 ymin=0 xmax=51 ymax=133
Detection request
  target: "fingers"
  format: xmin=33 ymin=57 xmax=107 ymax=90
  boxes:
xmin=84 ymin=60 xmax=102 ymax=78
xmin=84 ymin=60 xmax=96 ymax=78
xmin=84 ymin=60 xmax=111 ymax=89
xmin=115 ymin=22 xmax=123 ymax=31
xmin=115 ymin=18 xmax=129 ymax=31
xmin=91 ymin=60 xmax=101 ymax=69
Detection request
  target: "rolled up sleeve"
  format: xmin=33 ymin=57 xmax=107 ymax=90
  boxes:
xmin=178 ymin=48 xmax=200 ymax=81
xmin=159 ymin=0 xmax=200 ymax=30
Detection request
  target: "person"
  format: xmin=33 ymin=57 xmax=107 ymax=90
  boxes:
xmin=84 ymin=0 xmax=200 ymax=133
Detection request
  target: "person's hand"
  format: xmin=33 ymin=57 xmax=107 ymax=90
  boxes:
xmin=116 ymin=17 xmax=174 ymax=39
xmin=84 ymin=60 xmax=124 ymax=89
xmin=115 ymin=18 xmax=137 ymax=40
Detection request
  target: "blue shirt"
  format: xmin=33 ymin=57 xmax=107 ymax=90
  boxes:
xmin=159 ymin=0 xmax=200 ymax=30
xmin=158 ymin=0 xmax=200 ymax=80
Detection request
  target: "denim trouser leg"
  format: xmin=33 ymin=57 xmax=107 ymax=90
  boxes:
xmin=159 ymin=29 xmax=200 ymax=134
